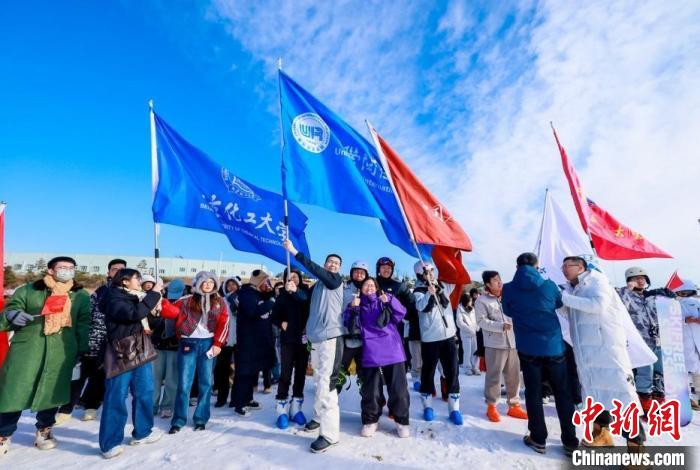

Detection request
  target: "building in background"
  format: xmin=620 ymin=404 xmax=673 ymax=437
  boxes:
xmin=5 ymin=252 xmax=269 ymax=279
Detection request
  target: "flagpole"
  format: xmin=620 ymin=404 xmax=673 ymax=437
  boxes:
xmin=277 ymin=58 xmax=292 ymax=277
xmin=534 ymin=188 xmax=549 ymax=258
xmin=149 ymin=99 xmax=161 ymax=278
xmin=366 ymin=120 xmax=448 ymax=327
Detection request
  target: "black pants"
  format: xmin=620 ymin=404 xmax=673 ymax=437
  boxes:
xmin=0 ymin=408 xmax=58 ymax=437
xmin=59 ymin=355 xmax=105 ymax=414
xmin=420 ymin=337 xmax=459 ymax=395
xmin=213 ymin=345 xmax=235 ymax=405
xmin=276 ymin=342 xmax=310 ymax=400
xmin=231 ymin=372 xmax=256 ymax=410
xmin=564 ymin=343 xmax=582 ymax=405
xmin=337 ymin=344 xmax=363 ymax=392
xmin=360 ymin=362 xmax=410 ymax=425
xmin=456 ymin=329 xmax=464 ymax=365
xmin=595 ymin=410 xmax=646 ymax=444
xmin=519 ymin=353 xmax=578 ymax=448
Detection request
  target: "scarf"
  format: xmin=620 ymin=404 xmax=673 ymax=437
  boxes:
xmin=42 ymin=275 xmax=74 ymax=336
xmin=121 ymin=287 xmax=151 ymax=332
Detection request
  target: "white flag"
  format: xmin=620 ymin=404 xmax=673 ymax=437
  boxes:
xmin=535 ymin=191 xmax=592 ymax=286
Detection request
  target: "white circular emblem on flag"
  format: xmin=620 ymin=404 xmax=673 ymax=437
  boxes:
xmin=292 ymin=113 xmax=330 ymax=153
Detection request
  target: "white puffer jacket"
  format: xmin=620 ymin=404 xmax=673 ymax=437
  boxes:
xmin=561 ymin=270 xmax=638 ymax=410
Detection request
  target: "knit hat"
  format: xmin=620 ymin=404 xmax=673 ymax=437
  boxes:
xmin=193 ymin=271 xmax=220 ymax=294
xmin=249 ymin=269 xmax=270 ymax=290
xmin=166 ymin=279 xmax=186 ymax=300
xmin=141 ymin=274 xmax=157 ymax=286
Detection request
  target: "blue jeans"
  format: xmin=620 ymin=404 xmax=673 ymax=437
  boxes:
xmin=171 ymin=337 xmax=214 ymax=428
xmin=634 ymin=345 xmax=664 ymax=394
xmin=152 ymin=350 xmax=178 ymax=413
xmin=99 ymin=362 xmax=155 ymax=453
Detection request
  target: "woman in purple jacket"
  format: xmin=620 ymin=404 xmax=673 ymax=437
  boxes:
xmin=344 ymin=277 xmax=409 ymax=438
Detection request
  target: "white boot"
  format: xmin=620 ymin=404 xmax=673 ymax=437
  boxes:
xmin=361 ymin=422 xmax=378 ymax=437
xmin=34 ymin=427 xmax=57 ymax=450
xmin=0 ymin=437 xmax=9 ymax=457
xmin=276 ymin=400 xmax=290 ymax=429
xmin=396 ymin=423 xmax=410 ymax=438
xmin=290 ymin=397 xmax=307 ymax=426
xmin=130 ymin=430 xmax=163 ymax=446
xmin=82 ymin=409 xmax=97 ymax=421
xmin=53 ymin=413 xmax=71 ymax=427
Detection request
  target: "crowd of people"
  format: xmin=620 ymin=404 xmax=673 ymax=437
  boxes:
xmin=0 ymin=246 xmax=698 ymax=460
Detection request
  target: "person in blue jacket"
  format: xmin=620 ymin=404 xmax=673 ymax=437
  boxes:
xmin=502 ymin=252 xmax=578 ymax=456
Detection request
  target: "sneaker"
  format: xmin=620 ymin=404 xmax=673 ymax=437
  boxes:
xmin=304 ymin=420 xmax=320 ymax=432
xmin=507 ymin=404 xmax=528 ymax=420
xmin=34 ymin=427 xmax=57 ymax=450
xmin=130 ymin=430 xmax=163 ymax=446
xmin=0 ymin=437 xmax=10 ymax=457
xmin=361 ymin=422 xmax=378 ymax=437
xmin=472 ymin=368 xmax=481 ymax=376
xmin=234 ymin=407 xmax=251 ymax=418
xmin=486 ymin=404 xmax=501 ymax=422
xmin=194 ymin=424 xmax=205 ymax=431
xmin=82 ymin=409 xmax=97 ymax=421
xmin=523 ymin=435 xmax=546 ymax=454
xmin=102 ymin=445 xmax=123 ymax=459
xmin=247 ymin=401 xmax=262 ymax=411
xmin=168 ymin=426 xmax=181 ymax=434
xmin=53 ymin=412 xmax=72 ymax=427
xmin=262 ymin=387 xmax=273 ymax=394
xmin=396 ymin=423 xmax=410 ymax=438
xmin=310 ymin=436 xmax=338 ymax=453
xmin=160 ymin=409 xmax=173 ymax=419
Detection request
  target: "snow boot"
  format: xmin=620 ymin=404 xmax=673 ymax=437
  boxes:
xmin=53 ymin=412 xmax=71 ymax=427
xmin=310 ymin=436 xmax=338 ymax=453
xmin=507 ymin=404 xmax=528 ymax=420
xmin=34 ymin=427 xmax=57 ymax=450
xmin=523 ymin=434 xmax=546 ymax=454
xmin=276 ymin=400 xmax=290 ymax=429
xmin=486 ymin=404 xmax=501 ymax=422
xmin=0 ymin=437 xmax=9 ymax=457
xmin=396 ymin=423 xmax=410 ymax=438
xmin=421 ymin=393 xmax=434 ymax=421
xmin=304 ymin=420 xmax=320 ymax=432
xmin=448 ymin=394 xmax=463 ymax=425
xmin=290 ymin=397 xmax=307 ymax=426
xmin=361 ymin=422 xmax=378 ymax=437
xmin=412 ymin=381 xmax=421 ymax=392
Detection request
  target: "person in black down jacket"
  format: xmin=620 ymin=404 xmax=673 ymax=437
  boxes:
xmin=230 ymin=270 xmax=276 ymax=417
xmin=99 ymin=268 xmax=162 ymax=459
xmin=272 ymin=268 xmax=310 ymax=429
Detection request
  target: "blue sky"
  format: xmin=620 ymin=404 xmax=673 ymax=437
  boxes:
xmin=2 ymin=1 xmax=699 ymax=284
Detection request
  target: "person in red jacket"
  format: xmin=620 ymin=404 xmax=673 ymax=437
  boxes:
xmin=162 ymin=271 xmax=229 ymax=434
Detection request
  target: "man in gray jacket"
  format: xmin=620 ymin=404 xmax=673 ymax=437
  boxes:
xmin=475 ymin=270 xmax=527 ymax=423
xmin=284 ymin=240 xmax=344 ymax=453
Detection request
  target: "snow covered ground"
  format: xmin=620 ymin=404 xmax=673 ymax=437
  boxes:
xmin=4 ymin=370 xmax=700 ymax=469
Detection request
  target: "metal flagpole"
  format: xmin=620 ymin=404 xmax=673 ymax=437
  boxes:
xmin=534 ymin=188 xmax=549 ymax=259
xmin=277 ymin=58 xmax=292 ymax=277
xmin=366 ymin=120 xmax=448 ymax=328
xmin=149 ymin=99 xmax=161 ymax=278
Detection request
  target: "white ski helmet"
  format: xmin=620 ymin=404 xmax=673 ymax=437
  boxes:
xmin=351 ymin=260 xmax=370 ymax=276
xmin=413 ymin=260 xmax=436 ymax=275
xmin=625 ymin=266 xmax=650 ymax=285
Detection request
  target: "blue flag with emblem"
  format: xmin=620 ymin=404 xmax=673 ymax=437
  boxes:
xmin=152 ymin=112 xmax=311 ymax=267
xmin=278 ymin=70 xmax=429 ymax=258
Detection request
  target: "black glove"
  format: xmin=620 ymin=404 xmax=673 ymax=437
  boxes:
xmin=644 ymin=288 xmax=676 ymax=299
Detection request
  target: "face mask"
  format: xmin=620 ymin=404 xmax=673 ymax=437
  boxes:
xmin=55 ymin=268 xmax=75 ymax=282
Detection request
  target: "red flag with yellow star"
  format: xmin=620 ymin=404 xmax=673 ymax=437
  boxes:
xmin=586 ymin=198 xmax=671 ymax=259
xmin=552 ymin=125 xmax=671 ymax=260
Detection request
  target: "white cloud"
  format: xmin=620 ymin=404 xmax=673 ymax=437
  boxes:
xmin=207 ymin=0 xmax=700 ymax=284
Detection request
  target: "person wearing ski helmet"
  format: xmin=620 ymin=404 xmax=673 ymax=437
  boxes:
xmin=337 ymin=261 xmax=370 ymax=394
xmin=412 ymin=260 xmax=463 ymax=425
xmin=617 ymin=266 xmax=675 ymax=412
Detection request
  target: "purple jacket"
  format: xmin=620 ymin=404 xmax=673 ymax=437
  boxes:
xmin=343 ymin=293 xmax=407 ymax=368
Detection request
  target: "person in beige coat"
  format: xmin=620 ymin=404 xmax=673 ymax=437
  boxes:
xmin=475 ymin=271 xmax=526 ymax=422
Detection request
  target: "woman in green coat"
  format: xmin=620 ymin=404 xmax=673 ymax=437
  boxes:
xmin=0 ymin=256 xmax=90 ymax=456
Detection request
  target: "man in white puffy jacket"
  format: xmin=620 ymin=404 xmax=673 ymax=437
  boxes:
xmin=560 ymin=257 xmax=646 ymax=451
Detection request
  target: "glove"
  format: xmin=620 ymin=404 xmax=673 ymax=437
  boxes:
xmin=6 ymin=310 xmax=35 ymax=327
xmin=644 ymin=288 xmax=676 ymax=299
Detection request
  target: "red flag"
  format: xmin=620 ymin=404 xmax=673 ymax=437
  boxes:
xmin=0 ymin=203 xmax=8 ymax=368
xmin=373 ymin=132 xmax=472 ymax=250
xmin=666 ymin=271 xmax=684 ymax=291
xmin=552 ymin=125 xmax=590 ymax=232
xmin=552 ymin=126 xmax=671 ymax=260
xmin=586 ymin=199 xmax=671 ymax=260
xmin=432 ymin=246 xmax=471 ymax=309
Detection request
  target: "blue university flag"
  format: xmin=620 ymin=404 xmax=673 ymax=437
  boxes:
xmin=152 ymin=112 xmax=311 ymax=268
xmin=278 ymin=70 xmax=427 ymax=258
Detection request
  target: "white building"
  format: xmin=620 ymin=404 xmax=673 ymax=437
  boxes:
xmin=4 ymin=252 xmax=269 ymax=279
